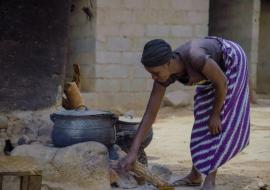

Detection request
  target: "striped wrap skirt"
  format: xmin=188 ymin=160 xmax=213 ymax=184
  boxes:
xmin=190 ymin=37 xmax=250 ymax=175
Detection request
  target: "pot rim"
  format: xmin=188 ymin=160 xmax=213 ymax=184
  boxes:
xmin=50 ymin=109 xmax=116 ymax=122
xmin=117 ymin=116 xmax=142 ymax=124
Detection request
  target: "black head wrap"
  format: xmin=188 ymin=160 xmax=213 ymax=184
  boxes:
xmin=141 ymin=39 xmax=172 ymax=67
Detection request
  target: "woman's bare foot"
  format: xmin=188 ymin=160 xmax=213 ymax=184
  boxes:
xmin=201 ymin=170 xmax=217 ymax=190
xmin=172 ymin=166 xmax=202 ymax=186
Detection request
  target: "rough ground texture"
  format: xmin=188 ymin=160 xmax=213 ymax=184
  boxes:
xmin=114 ymin=101 xmax=270 ymax=190
xmin=147 ymin=103 xmax=270 ymax=190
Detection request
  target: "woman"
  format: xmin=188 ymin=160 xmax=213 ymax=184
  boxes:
xmin=118 ymin=37 xmax=250 ymax=190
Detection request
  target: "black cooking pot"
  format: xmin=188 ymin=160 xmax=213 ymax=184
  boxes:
xmin=115 ymin=116 xmax=153 ymax=150
xmin=50 ymin=109 xmax=117 ymax=147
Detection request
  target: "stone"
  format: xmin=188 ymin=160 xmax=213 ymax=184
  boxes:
xmin=258 ymin=181 xmax=268 ymax=190
xmin=163 ymin=90 xmax=192 ymax=107
xmin=0 ymin=115 xmax=8 ymax=129
xmin=150 ymin=164 xmax=172 ymax=182
xmin=11 ymin=142 xmax=111 ymax=190
xmin=5 ymin=109 xmax=55 ymax=148
xmin=108 ymin=145 xmax=138 ymax=189
xmin=17 ymin=135 xmax=32 ymax=145
xmin=115 ymin=173 xmax=138 ymax=189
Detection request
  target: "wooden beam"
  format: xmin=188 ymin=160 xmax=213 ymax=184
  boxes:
xmin=0 ymin=175 xmax=3 ymax=190
xmin=20 ymin=176 xmax=29 ymax=190
xmin=28 ymin=175 xmax=42 ymax=190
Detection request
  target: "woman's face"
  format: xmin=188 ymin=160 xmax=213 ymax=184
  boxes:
xmin=145 ymin=62 xmax=171 ymax=83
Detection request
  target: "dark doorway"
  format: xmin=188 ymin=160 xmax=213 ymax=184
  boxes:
xmin=209 ymin=0 xmax=254 ymax=60
xmin=257 ymin=0 xmax=270 ymax=94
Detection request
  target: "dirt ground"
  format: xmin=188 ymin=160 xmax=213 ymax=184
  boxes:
xmin=141 ymin=99 xmax=270 ymax=190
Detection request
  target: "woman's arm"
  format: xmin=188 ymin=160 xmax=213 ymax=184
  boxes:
xmin=201 ymin=58 xmax=228 ymax=135
xmin=118 ymin=81 xmax=166 ymax=171
xmin=130 ymin=81 xmax=166 ymax=153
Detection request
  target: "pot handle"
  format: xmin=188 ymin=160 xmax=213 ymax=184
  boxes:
xmin=50 ymin=113 xmax=57 ymax=123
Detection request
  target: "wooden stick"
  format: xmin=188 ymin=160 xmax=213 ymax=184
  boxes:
xmin=72 ymin=64 xmax=81 ymax=90
xmin=116 ymin=149 xmax=174 ymax=190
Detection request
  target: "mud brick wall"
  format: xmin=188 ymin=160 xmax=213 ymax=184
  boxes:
xmin=0 ymin=0 xmax=71 ymax=112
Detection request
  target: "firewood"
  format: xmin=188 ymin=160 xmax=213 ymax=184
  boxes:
xmin=72 ymin=64 xmax=81 ymax=90
xmin=109 ymin=168 xmax=118 ymax=184
xmin=115 ymin=148 xmax=175 ymax=190
xmin=63 ymin=82 xmax=85 ymax=109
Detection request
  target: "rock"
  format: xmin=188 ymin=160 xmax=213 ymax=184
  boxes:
xmin=11 ymin=141 xmax=111 ymax=190
xmin=115 ymin=173 xmax=138 ymax=189
xmin=109 ymin=146 xmax=138 ymax=189
xmin=6 ymin=108 xmax=55 ymax=146
xmin=108 ymin=145 xmax=139 ymax=189
xmin=163 ymin=90 xmax=192 ymax=107
xmin=17 ymin=135 xmax=32 ymax=145
xmin=150 ymin=164 xmax=172 ymax=181
xmin=258 ymin=181 xmax=268 ymax=190
xmin=0 ymin=115 xmax=8 ymax=129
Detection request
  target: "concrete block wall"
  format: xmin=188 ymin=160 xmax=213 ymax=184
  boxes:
xmin=67 ymin=0 xmax=96 ymax=92
xmin=84 ymin=0 xmax=209 ymax=110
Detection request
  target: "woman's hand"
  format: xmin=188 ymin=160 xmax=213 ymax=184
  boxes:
xmin=201 ymin=59 xmax=227 ymax=136
xmin=118 ymin=151 xmax=137 ymax=173
xmin=208 ymin=114 xmax=222 ymax=135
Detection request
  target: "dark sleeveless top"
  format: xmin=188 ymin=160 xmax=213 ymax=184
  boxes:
xmin=158 ymin=37 xmax=224 ymax=87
